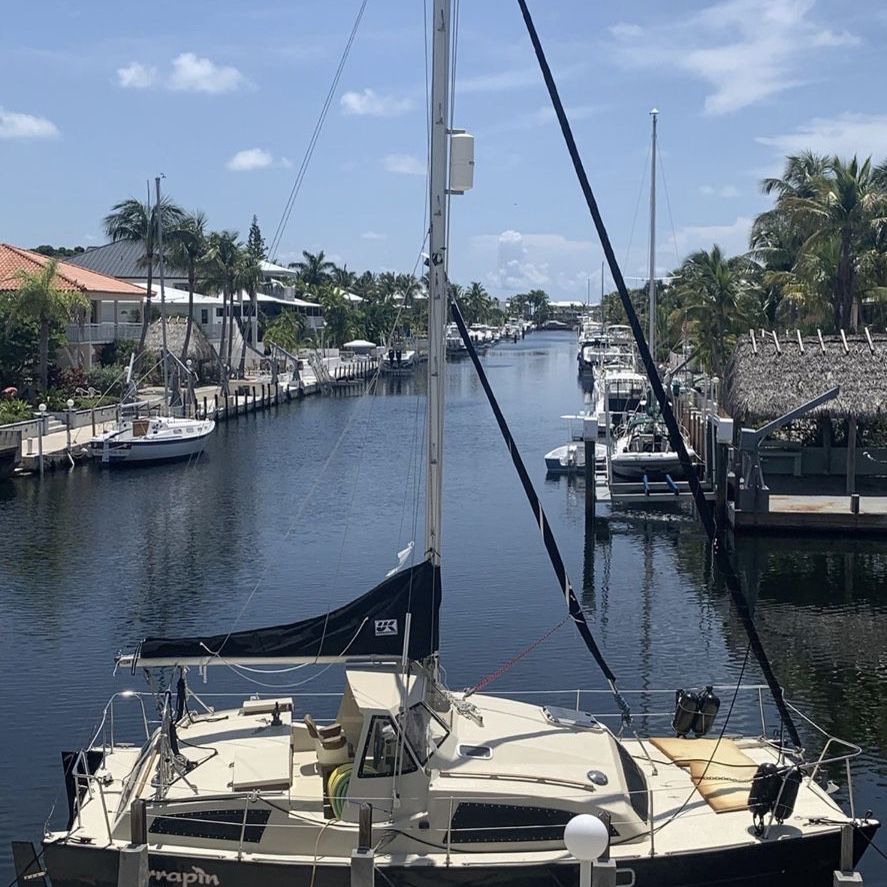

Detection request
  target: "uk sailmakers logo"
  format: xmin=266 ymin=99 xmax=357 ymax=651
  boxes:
xmin=374 ymin=618 xmax=398 ymax=637
xmin=149 ymin=866 xmax=220 ymax=885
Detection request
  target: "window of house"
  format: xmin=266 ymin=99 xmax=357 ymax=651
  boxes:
xmin=216 ymin=308 xmax=224 ymax=318
xmin=201 ymin=309 xmax=209 ymax=324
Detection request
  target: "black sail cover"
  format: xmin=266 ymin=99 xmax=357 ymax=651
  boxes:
xmin=136 ymin=560 xmax=441 ymax=665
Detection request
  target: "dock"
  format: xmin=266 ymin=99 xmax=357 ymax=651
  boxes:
xmin=728 ymin=494 xmax=887 ymax=533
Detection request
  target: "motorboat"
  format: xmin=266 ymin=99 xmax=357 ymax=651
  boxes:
xmin=544 ymin=413 xmax=606 ymax=474
xmin=380 ymin=348 xmax=417 ymax=375
xmin=610 ymin=416 xmax=698 ymax=481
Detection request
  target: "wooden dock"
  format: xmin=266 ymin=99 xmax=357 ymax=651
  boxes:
xmin=728 ymin=494 xmax=887 ymax=533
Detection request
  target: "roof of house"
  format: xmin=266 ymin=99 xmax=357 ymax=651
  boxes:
xmin=725 ymin=330 xmax=887 ymax=423
xmin=0 ymin=243 xmax=146 ymax=296
xmin=65 ymin=240 xmax=188 ymax=280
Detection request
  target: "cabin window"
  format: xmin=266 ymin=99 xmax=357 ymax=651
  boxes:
xmin=358 ymin=716 xmax=418 ymax=779
xmin=616 ymin=742 xmax=649 ymax=821
xmin=449 ymin=803 xmax=575 ymax=844
xmin=396 ymin=702 xmax=449 ymax=765
xmin=149 ymin=808 xmax=270 ymax=842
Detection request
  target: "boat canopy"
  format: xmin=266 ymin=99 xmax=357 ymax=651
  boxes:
xmin=128 ymin=560 xmax=441 ymax=668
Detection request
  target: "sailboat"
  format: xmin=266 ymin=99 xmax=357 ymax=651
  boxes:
xmin=35 ymin=5 xmax=877 ymax=886
xmin=89 ymin=178 xmax=215 ymax=465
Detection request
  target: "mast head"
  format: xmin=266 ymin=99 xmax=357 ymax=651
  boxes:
xmin=649 ymin=107 xmax=659 ymax=117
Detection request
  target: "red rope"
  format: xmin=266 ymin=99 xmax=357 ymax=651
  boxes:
xmin=465 ymin=615 xmax=570 ymax=697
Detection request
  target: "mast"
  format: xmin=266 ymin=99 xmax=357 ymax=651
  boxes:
xmin=425 ymin=0 xmax=450 ymax=566
xmin=647 ymin=109 xmax=658 ymax=364
xmin=155 ymin=175 xmax=169 ymax=409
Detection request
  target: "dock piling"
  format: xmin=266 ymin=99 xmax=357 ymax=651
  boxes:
xmin=833 ymin=823 xmax=863 ymax=885
xmin=584 ymin=417 xmax=597 ymax=516
xmin=351 ymin=803 xmax=375 ymax=886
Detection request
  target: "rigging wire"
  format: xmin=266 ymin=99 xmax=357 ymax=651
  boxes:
xmin=268 ymin=0 xmax=370 ymax=258
xmin=623 ymin=141 xmax=650 ymax=272
xmin=656 ymin=141 xmax=682 ymax=268
xmin=515 ymin=0 xmax=802 ymax=751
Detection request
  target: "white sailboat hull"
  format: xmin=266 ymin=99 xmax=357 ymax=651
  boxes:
xmin=90 ymin=418 xmax=215 ymax=464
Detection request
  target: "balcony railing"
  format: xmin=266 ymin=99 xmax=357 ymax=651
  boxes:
xmin=66 ymin=322 xmax=143 ymax=344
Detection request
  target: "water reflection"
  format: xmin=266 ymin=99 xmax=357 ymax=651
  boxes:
xmin=0 ymin=333 xmax=884 ymax=884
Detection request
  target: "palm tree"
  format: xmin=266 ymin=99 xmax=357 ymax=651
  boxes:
xmin=673 ymin=245 xmax=753 ymax=377
xmin=10 ymin=259 xmax=89 ymax=394
xmin=761 ymin=151 xmax=833 ymax=200
xmin=201 ymin=230 xmax=241 ymax=385
xmin=289 ymin=250 xmax=335 ymax=288
xmin=104 ymin=196 xmax=185 ymax=350
xmin=460 ymin=281 xmax=492 ymax=325
xmin=167 ymin=211 xmax=207 ymax=361
xmin=315 ymin=285 xmax=353 ymax=347
xmin=331 ymin=265 xmax=356 ymax=290
xmin=779 ymin=156 xmax=886 ymax=329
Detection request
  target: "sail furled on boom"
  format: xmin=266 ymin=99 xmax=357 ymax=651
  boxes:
xmin=133 ymin=560 xmax=441 ymax=668
xmin=516 ymin=0 xmax=801 ymax=748
xmin=452 ymin=302 xmax=628 ymax=716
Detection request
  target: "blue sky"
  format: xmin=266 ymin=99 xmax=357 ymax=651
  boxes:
xmin=2 ymin=0 xmax=886 ymax=301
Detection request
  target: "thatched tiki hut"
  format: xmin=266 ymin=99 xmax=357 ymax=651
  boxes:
xmin=144 ymin=317 xmax=218 ymax=382
xmin=725 ymin=330 xmax=887 ymax=493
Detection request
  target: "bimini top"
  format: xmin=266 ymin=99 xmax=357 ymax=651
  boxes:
xmin=126 ymin=560 xmax=441 ymax=669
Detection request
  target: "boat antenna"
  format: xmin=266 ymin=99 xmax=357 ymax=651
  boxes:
xmin=452 ymin=301 xmax=630 ymax=723
xmin=516 ymin=0 xmax=802 ymax=749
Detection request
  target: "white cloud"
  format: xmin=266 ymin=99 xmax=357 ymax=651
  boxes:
xmin=227 ymin=148 xmax=281 ymax=172
xmin=0 ymin=108 xmax=59 ymax=139
xmin=756 ymin=113 xmax=887 ymax=160
xmin=168 ymin=53 xmax=246 ymax=94
xmin=458 ymin=68 xmax=539 ymax=94
xmin=609 ymin=22 xmax=643 ymax=39
xmin=473 ymin=230 xmax=600 ymax=292
xmin=360 ymin=231 xmax=387 ymax=240
xmin=116 ymin=62 xmax=157 ymax=89
xmin=674 ymin=215 xmax=753 ymax=257
xmin=383 ymin=153 xmax=425 ymax=176
xmin=700 ymin=184 xmax=740 ymax=198
xmin=340 ymin=88 xmax=413 ymax=117
xmin=610 ymin=0 xmax=860 ymax=115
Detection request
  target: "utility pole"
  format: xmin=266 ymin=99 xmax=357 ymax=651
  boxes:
xmin=647 ymin=109 xmax=658 ymax=363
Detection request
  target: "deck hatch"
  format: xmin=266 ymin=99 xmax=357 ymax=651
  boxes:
xmin=149 ymin=808 xmax=271 ymax=843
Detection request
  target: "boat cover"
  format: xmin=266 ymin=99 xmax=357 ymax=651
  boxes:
xmin=136 ymin=559 xmax=441 ymax=664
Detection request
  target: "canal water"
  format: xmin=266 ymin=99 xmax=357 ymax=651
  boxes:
xmin=1 ymin=331 xmax=885 ymax=884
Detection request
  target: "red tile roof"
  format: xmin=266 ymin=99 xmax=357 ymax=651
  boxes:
xmin=0 ymin=243 xmax=145 ymax=297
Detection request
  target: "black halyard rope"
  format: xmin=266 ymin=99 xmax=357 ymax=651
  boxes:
xmin=515 ymin=0 xmax=802 ymax=751
xmin=451 ymin=300 xmax=630 ymax=723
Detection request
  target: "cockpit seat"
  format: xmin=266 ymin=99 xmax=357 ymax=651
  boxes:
xmin=304 ymin=714 xmax=350 ymax=766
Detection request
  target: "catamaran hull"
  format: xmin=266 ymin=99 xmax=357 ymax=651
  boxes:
xmin=89 ymin=432 xmax=213 ymax=465
xmin=43 ymin=822 xmax=878 ymax=887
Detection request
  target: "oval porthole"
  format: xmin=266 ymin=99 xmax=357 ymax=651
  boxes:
xmin=587 ymin=769 xmax=609 ymax=786
xmin=458 ymin=744 xmax=492 ymax=759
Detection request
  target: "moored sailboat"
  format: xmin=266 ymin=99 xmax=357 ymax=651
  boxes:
xmin=32 ymin=4 xmax=878 ymax=886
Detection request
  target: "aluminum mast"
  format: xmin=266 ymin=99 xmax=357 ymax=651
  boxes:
xmin=425 ymin=0 xmax=451 ymax=566
xmin=647 ymin=108 xmax=658 ymax=363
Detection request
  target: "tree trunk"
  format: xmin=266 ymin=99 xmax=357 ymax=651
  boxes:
xmin=39 ymin=318 xmax=50 ymax=394
xmin=139 ymin=254 xmax=153 ymax=351
xmin=838 ymin=231 xmax=854 ymax=330
xmin=181 ymin=268 xmax=194 ymax=362
xmin=218 ymin=288 xmax=228 ymax=383
xmin=238 ymin=290 xmax=254 ymax=377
